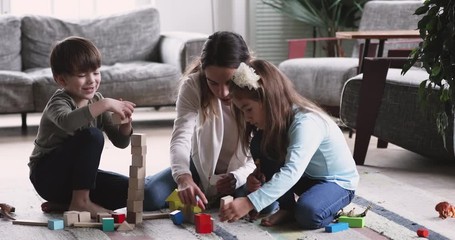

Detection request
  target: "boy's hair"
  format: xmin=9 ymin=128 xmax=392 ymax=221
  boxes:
xmin=50 ymin=36 xmax=101 ymax=77
xmin=183 ymin=31 xmax=252 ymax=122
xmin=230 ymin=59 xmax=326 ymax=162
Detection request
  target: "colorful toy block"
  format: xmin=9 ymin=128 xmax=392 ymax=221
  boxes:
xmin=195 ymin=213 xmax=212 ymax=234
xmin=78 ymin=211 xmax=91 ymax=222
xmin=102 ymin=217 xmax=115 ymax=232
xmin=117 ymin=221 xmax=134 ymax=231
xmin=417 ymin=228 xmax=429 ymax=238
xmin=112 ymin=213 xmax=125 ymax=223
xmin=170 ymin=210 xmax=184 ymax=225
xmin=63 ymin=211 xmax=79 ymax=226
xmin=325 ymin=222 xmax=349 ymax=233
xmin=166 ymin=189 xmax=184 ymax=211
xmin=97 ymin=212 xmax=112 ymax=222
xmin=338 ymin=215 xmax=365 ymax=228
xmin=48 ymin=219 xmax=64 ymax=230
xmin=220 ymin=195 xmax=233 ymax=209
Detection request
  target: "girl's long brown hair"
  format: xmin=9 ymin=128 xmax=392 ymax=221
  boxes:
xmin=230 ymin=59 xmax=326 ymax=162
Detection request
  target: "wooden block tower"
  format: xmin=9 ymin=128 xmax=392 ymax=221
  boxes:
xmin=127 ymin=133 xmax=147 ymax=224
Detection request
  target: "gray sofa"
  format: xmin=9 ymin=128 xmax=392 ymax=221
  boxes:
xmin=0 ymin=7 xmax=207 ymax=129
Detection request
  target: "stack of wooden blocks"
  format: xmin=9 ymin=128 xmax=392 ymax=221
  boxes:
xmin=127 ymin=133 xmax=147 ymax=224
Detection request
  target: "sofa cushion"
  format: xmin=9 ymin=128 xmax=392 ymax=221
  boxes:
xmin=0 ymin=15 xmax=21 ymax=71
xmin=21 ymin=7 xmax=161 ymax=70
xmin=98 ymin=62 xmax=180 ymax=106
xmin=0 ymin=71 xmax=34 ymax=113
xmin=29 ymin=62 xmax=180 ymax=112
xmin=279 ymin=57 xmax=359 ymax=106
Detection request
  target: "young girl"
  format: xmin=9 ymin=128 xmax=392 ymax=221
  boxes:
xmin=219 ymin=59 xmax=359 ymax=229
xmin=143 ymin=31 xmax=256 ymax=210
xmin=29 ymin=36 xmax=135 ymax=217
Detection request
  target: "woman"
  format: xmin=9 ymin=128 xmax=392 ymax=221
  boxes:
xmin=144 ymin=31 xmax=256 ymax=210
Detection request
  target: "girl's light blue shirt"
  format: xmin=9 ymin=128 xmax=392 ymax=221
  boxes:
xmin=248 ymin=109 xmax=359 ymax=212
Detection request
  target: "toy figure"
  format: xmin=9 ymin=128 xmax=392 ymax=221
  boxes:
xmin=435 ymin=201 xmax=455 ymax=219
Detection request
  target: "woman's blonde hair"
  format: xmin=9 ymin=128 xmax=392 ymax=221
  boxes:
xmin=182 ymin=31 xmax=251 ymax=122
xmin=230 ymin=59 xmax=326 ymax=162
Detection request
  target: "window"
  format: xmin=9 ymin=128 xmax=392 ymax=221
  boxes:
xmin=4 ymin=0 xmax=153 ymax=19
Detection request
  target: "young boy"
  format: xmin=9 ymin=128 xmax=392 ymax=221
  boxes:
xmin=29 ymin=36 xmax=136 ymax=217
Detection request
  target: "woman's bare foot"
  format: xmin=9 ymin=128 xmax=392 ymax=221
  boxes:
xmin=69 ymin=190 xmax=112 ymax=218
xmin=41 ymin=202 xmax=69 ymax=213
xmin=260 ymin=209 xmax=293 ymax=227
xmin=69 ymin=200 xmax=111 ymax=218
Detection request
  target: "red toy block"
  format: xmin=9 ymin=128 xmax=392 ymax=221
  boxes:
xmin=417 ymin=228 xmax=429 ymax=238
xmin=112 ymin=213 xmax=125 ymax=223
xmin=195 ymin=213 xmax=212 ymax=234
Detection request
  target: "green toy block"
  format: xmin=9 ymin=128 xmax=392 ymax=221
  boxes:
xmin=102 ymin=217 xmax=115 ymax=232
xmin=338 ymin=216 xmax=365 ymax=228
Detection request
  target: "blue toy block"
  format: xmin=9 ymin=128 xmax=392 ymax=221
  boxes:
xmin=325 ymin=222 xmax=349 ymax=233
xmin=102 ymin=217 xmax=115 ymax=232
xmin=170 ymin=210 xmax=183 ymax=225
xmin=48 ymin=219 xmax=64 ymax=230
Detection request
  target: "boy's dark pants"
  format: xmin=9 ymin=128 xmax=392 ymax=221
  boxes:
xmin=30 ymin=128 xmax=129 ymax=210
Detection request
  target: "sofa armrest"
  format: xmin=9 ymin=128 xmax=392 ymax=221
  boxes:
xmin=159 ymin=31 xmax=208 ymax=73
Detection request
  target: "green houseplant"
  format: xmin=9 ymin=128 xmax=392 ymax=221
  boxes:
xmin=261 ymin=0 xmax=368 ymax=57
xmin=402 ymin=0 xmax=455 ymax=145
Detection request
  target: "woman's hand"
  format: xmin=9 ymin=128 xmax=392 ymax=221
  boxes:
xmin=246 ymin=168 xmax=264 ymax=193
xmin=216 ymin=173 xmax=236 ymax=195
xmin=176 ymin=174 xmax=208 ymax=210
xmin=219 ymin=197 xmax=254 ymax=222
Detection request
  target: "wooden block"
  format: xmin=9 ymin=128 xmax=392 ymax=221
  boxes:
xmin=220 ymin=195 xmax=233 ymax=208
xmin=131 ymin=146 xmax=147 ymax=155
xmin=117 ymin=221 xmax=135 ymax=231
xmin=170 ymin=210 xmax=183 ymax=225
xmin=338 ymin=216 xmax=365 ymax=228
xmin=127 ymin=211 xmax=143 ymax=224
xmin=127 ymin=200 xmax=143 ymax=212
xmin=97 ymin=212 xmax=112 ymax=222
xmin=48 ymin=219 xmax=64 ymax=230
xmin=102 ymin=217 xmax=115 ymax=232
xmin=195 ymin=213 xmax=212 ymax=234
xmin=132 ymin=155 xmax=146 ymax=167
xmin=13 ymin=219 xmax=47 ymax=226
xmin=142 ymin=212 xmax=169 ymax=220
xmin=112 ymin=113 xmax=129 ymax=125
xmin=129 ymin=177 xmax=145 ymax=190
xmin=127 ymin=188 xmax=145 ymax=201
xmin=112 ymin=213 xmax=126 ymax=223
xmin=417 ymin=228 xmax=429 ymax=238
xmin=131 ymin=133 xmax=147 ymax=146
xmin=73 ymin=222 xmax=121 ymax=228
xmin=129 ymin=166 xmax=145 ymax=179
xmin=63 ymin=211 xmax=79 ymax=226
xmin=78 ymin=211 xmax=91 ymax=222
xmin=325 ymin=222 xmax=349 ymax=233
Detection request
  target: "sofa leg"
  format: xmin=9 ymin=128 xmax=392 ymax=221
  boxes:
xmin=21 ymin=113 xmax=28 ymax=133
xmin=353 ymin=58 xmax=390 ymax=165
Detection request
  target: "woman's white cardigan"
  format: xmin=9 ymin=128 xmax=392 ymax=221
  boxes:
xmin=170 ymin=72 xmax=255 ymax=195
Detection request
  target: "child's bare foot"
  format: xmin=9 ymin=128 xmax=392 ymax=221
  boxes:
xmin=260 ymin=209 xmax=293 ymax=227
xmin=69 ymin=200 xmax=112 ymax=218
xmin=41 ymin=202 xmax=69 ymax=213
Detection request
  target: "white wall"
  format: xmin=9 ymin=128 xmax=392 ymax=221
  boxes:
xmin=155 ymin=0 xmax=249 ymax=43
